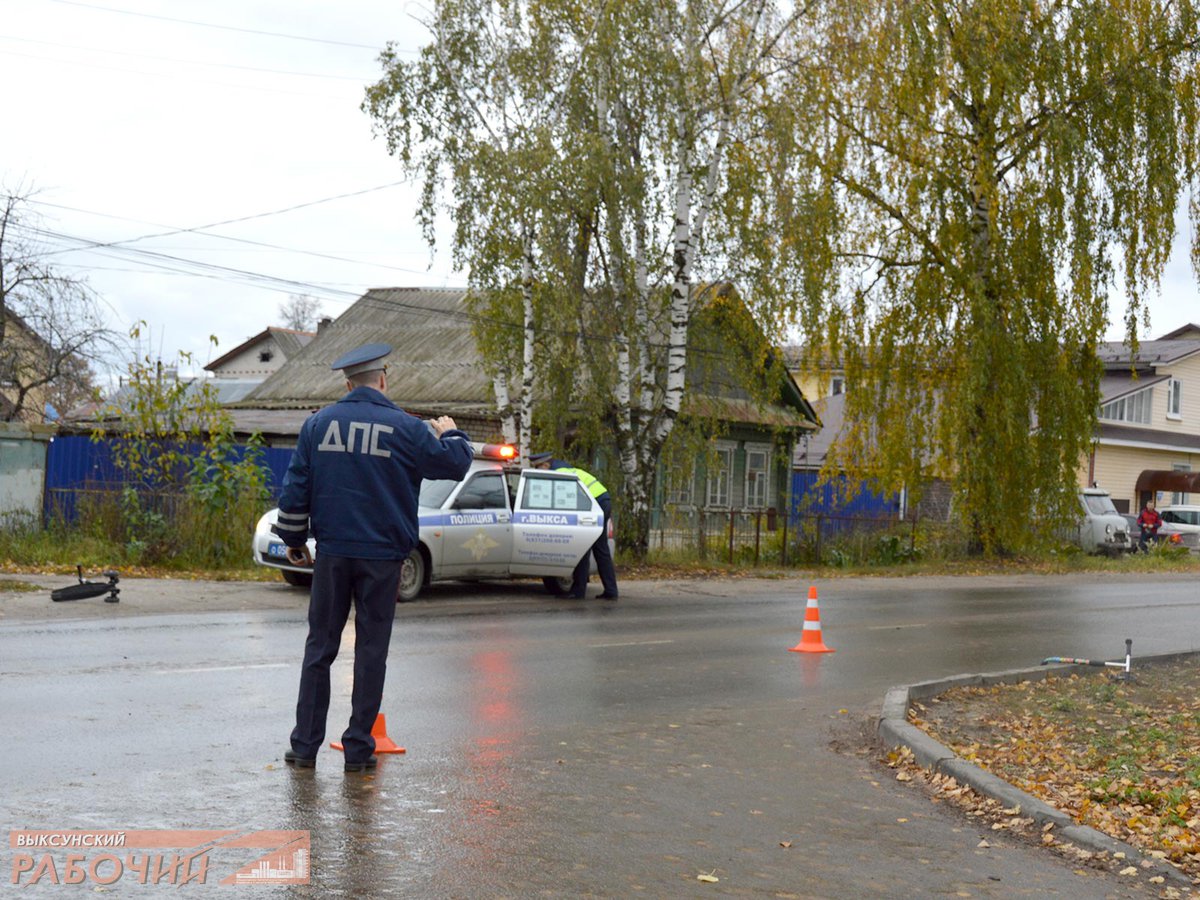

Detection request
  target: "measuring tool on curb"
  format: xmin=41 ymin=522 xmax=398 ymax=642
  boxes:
xmin=1041 ymin=638 xmax=1133 ymax=680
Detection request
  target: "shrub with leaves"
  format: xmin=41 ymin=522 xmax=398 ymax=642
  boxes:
xmin=91 ymin=330 xmax=271 ymax=566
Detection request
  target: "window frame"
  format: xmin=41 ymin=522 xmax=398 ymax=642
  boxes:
xmin=452 ymin=471 xmax=509 ymax=511
xmin=665 ymin=459 xmax=693 ymax=507
xmin=706 ymin=441 xmax=735 ymax=509
xmin=519 ymin=473 xmax=591 ymax=512
xmin=1098 ymin=386 xmax=1153 ymax=425
xmin=743 ymin=442 xmax=772 ymax=509
xmin=1168 ymin=378 xmax=1182 ymax=420
xmin=1172 ymin=463 xmax=1191 ymax=506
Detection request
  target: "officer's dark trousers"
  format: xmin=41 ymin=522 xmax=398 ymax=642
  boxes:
xmin=570 ymin=494 xmax=618 ymax=598
xmin=291 ymin=553 xmax=399 ymax=763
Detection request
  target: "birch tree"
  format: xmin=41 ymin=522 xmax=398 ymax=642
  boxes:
xmin=366 ymin=0 xmax=813 ymax=555
xmin=783 ymin=0 xmax=1200 ymax=554
xmin=364 ymin=1 xmax=574 ymax=457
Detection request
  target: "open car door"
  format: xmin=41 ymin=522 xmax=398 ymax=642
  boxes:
xmin=509 ymin=469 xmax=603 ymax=577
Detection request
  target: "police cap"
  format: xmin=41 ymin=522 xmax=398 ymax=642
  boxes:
xmin=331 ymin=342 xmax=392 ymax=377
xmin=529 ymin=452 xmax=553 ymax=464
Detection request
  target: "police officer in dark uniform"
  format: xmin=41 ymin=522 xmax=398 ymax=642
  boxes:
xmin=530 ymin=453 xmax=618 ymax=601
xmin=277 ymin=342 xmax=472 ymax=773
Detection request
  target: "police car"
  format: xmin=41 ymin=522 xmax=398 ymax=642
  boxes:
xmin=252 ymin=443 xmax=612 ymax=600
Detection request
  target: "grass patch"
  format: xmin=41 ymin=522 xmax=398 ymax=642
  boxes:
xmin=910 ymin=661 xmax=1200 ymax=877
xmin=0 ymin=580 xmax=44 ymax=592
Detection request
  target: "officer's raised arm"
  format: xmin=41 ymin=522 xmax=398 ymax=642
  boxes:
xmin=416 ymin=413 xmax=472 ymax=480
xmin=428 ymin=415 xmax=458 ymax=436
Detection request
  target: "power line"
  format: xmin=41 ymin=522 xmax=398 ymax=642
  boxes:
xmin=42 ymin=0 xmax=393 ymax=51
xmin=27 ymin=198 xmax=445 ymax=276
xmin=0 ymin=46 xmax=351 ymax=99
xmin=32 ymin=182 xmax=410 ymax=256
xmin=20 ymin=223 xmax=364 ymax=301
xmin=14 ymin=225 xmax=751 ymax=363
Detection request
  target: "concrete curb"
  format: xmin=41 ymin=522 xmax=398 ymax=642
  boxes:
xmin=877 ymin=651 xmax=1200 ymax=891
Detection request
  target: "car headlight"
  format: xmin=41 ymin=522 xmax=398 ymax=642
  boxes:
xmin=1105 ymin=524 xmax=1113 ymax=535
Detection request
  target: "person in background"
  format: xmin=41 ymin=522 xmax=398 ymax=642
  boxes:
xmin=275 ymin=342 xmax=472 ymax=773
xmin=529 ymin=452 xmax=618 ymax=601
xmin=1137 ymin=497 xmax=1164 ymax=552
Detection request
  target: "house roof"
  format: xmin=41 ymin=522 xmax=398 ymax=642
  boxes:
xmin=243 ymin=288 xmax=494 ymax=412
xmin=240 ymin=287 xmax=817 ymax=434
xmin=70 ymin=376 xmax=264 ymax=425
xmin=1156 ymin=323 xmax=1200 ymax=341
xmin=685 ymin=395 xmax=817 ymax=431
xmin=793 ymin=391 xmax=845 ymax=467
xmin=205 ymin=326 xmax=316 ymax=373
xmin=1098 ymin=373 xmax=1170 ymax=403
xmin=1097 ymin=338 xmax=1200 ymax=368
xmin=1094 ymin=422 xmax=1200 ymax=453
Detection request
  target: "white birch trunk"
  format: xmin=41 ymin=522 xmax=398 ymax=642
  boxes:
xmin=633 ymin=219 xmax=653 ymax=417
xmin=519 ymin=227 xmax=536 ymax=463
xmin=655 ymin=123 xmax=694 ymax=446
xmin=493 ymin=368 xmax=517 ymax=444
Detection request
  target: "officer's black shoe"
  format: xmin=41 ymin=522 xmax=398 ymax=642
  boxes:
xmin=284 ymin=750 xmax=316 ymax=769
xmin=344 ymin=755 xmax=378 ymax=774
xmin=597 ymin=593 xmax=618 ymax=600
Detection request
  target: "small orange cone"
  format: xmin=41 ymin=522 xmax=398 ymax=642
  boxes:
xmin=330 ymin=713 xmax=407 ymax=754
xmin=789 ymin=586 xmax=835 ymax=653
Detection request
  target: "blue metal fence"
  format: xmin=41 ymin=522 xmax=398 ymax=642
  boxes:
xmin=44 ymin=434 xmax=295 ymax=523
xmin=789 ymin=470 xmax=897 ymax=521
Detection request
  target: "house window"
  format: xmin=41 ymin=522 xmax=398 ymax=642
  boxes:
xmin=830 ymin=376 xmax=844 ymax=397
xmin=1168 ymin=378 xmax=1182 ymax=419
xmin=706 ymin=443 xmax=734 ymax=508
xmin=665 ymin=459 xmax=693 ymax=506
xmin=1172 ymin=463 xmax=1191 ymax=506
xmin=259 ymin=349 xmax=274 ymax=363
xmin=744 ymin=443 xmax=771 ymax=509
xmin=1098 ymin=387 xmax=1152 ymax=425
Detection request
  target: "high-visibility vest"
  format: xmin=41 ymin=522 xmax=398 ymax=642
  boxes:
xmin=558 ymin=467 xmax=608 ymax=499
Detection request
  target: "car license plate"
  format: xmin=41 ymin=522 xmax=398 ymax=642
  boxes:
xmin=268 ymin=542 xmax=288 ymax=557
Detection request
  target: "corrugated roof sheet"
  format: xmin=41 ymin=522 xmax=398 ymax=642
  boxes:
xmin=269 ymin=327 xmax=315 ymax=358
xmin=244 ymin=288 xmax=491 ymax=409
xmin=237 ymin=286 xmax=816 ymax=437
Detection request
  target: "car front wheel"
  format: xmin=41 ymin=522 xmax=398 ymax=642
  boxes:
xmin=281 ymin=569 xmax=313 ymax=588
xmin=397 ymin=549 xmax=426 ymax=602
xmin=542 ymin=575 xmax=573 ymax=597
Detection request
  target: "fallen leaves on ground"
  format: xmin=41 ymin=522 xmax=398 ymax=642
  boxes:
xmin=901 ymin=660 xmax=1200 ymax=887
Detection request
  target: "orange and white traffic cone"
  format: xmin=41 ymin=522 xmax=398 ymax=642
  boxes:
xmin=331 ymin=713 xmax=407 ymax=754
xmin=789 ymin=586 xmax=835 ymax=654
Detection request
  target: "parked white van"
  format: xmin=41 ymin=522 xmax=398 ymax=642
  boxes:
xmin=1077 ymin=488 xmax=1132 ymax=555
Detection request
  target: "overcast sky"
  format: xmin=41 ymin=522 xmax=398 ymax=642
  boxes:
xmin=4 ymin=0 xmax=463 ymax=378
xmin=3 ymin=0 xmax=1198 ymax=383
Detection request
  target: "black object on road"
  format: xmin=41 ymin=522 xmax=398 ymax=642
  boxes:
xmin=51 ymin=566 xmax=120 ymax=603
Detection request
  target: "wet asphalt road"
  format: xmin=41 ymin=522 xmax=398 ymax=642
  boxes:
xmin=2 ymin=573 xmax=1198 ymax=897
